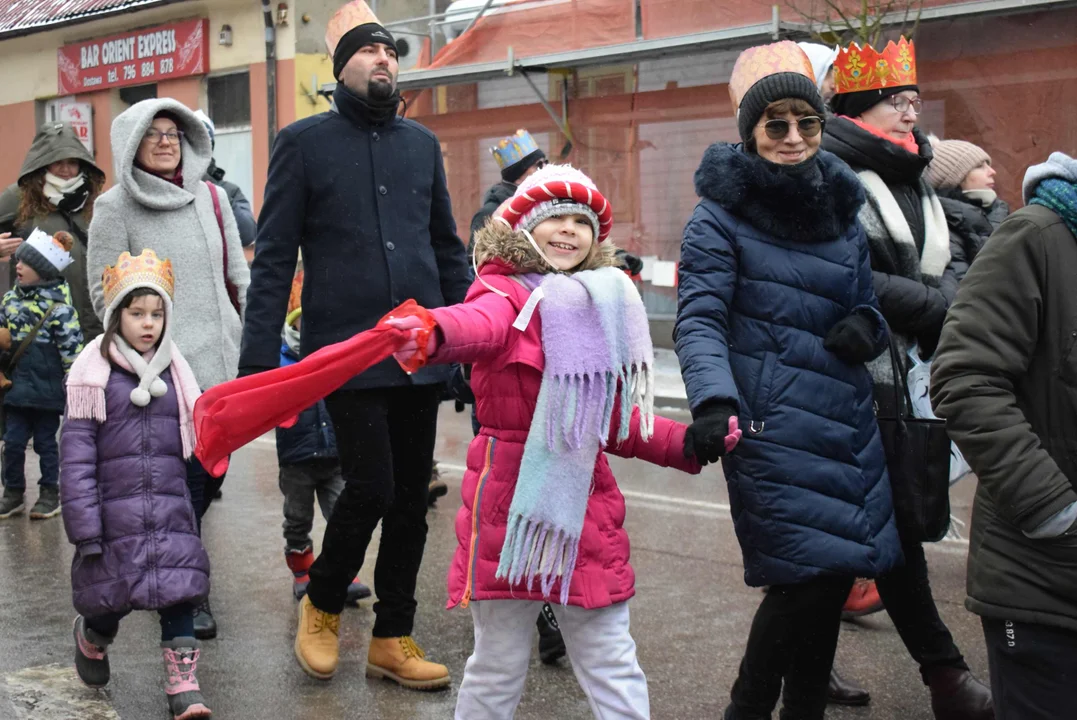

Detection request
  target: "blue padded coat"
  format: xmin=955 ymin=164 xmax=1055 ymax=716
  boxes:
xmin=675 ymin=143 xmax=902 ymax=587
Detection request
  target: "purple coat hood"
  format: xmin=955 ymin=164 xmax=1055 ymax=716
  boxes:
xmin=61 ymin=366 xmax=209 ymax=617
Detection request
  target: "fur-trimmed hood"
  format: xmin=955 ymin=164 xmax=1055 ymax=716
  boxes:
xmin=693 ymin=143 xmax=865 ymax=244
xmin=472 ymin=218 xmax=620 ymax=275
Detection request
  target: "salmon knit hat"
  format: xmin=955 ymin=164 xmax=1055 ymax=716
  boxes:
xmin=925 ymin=137 xmax=992 ymax=190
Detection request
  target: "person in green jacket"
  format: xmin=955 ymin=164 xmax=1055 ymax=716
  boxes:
xmin=931 ymin=151 xmax=1077 ymax=720
xmin=0 ymin=122 xmax=105 ymax=341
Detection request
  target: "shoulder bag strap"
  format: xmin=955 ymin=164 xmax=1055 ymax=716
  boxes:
xmin=205 ymin=181 xmax=241 ymax=315
xmin=7 ymin=304 xmax=58 ymax=372
xmin=884 ymin=326 xmax=915 ymax=423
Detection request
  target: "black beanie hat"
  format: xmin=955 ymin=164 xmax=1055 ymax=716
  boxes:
xmin=737 ymin=73 xmax=826 ymax=142
xmin=333 ymin=23 xmax=398 ymax=80
xmin=831 ymin=85 xmax=918 ymax=118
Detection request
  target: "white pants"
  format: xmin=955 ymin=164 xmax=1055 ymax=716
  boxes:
xmin=455 ymin=600 xmax=650 ymax=720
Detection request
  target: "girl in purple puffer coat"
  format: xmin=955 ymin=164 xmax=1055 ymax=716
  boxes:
xmin=60 ymin=249 xmax=211 ymax=720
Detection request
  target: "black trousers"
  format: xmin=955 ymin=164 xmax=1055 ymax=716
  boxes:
xmin=876 ymin=536 xmax=968 ymax=681
xmin=730 ymin=575 xmax=855 ymax=720
xmin=307 ymin=386 xmax=440 ymax=634
xmin=983 ymin=617 xmax=1077 ymax=720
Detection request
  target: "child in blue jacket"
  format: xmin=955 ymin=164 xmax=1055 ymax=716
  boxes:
xmin=277 ymin=270 xmax=369 ymax=604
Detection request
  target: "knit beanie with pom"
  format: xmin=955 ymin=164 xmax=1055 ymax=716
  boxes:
xmin=925 ymin=136 xmax=992 ymax=190
xmin=14 ymin=229 xmax=74 ymax=281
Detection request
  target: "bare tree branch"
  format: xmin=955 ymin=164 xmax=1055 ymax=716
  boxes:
xmin=785 ymin=0 xmax=922 ymax=46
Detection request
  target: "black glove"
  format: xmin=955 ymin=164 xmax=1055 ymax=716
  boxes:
xmin=237 ymin=365 xmax=274 ymax=379
xmin=824 ymin=313 xmax=878 ymax=364
xmin=615 ymin=249 xmax=644 ymax=275
xmin=684 ymin=401 xmax=739 ymax=466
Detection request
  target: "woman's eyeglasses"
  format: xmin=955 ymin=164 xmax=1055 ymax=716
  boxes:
xmin=143 ymin=129 xmax=184 ymax=145
xmin=762 ymin=116 xmax=825 ymax=140
xmin=887 ymin=96 xmax=923 ymax=115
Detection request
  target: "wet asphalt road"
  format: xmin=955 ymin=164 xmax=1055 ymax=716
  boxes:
xmin=0 ymin=404 xmax=989 ymax=719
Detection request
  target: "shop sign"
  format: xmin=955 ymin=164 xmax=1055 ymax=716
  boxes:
xmin=57 ymin=102 xmax=94 ymax=155
xmin=57 ymin=18 xmax=209 ymax=95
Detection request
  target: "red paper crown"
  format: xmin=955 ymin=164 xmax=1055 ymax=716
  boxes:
xmin=498 ymin=180 xmax=614 ymax=243
xmin=833 ymin=37 xmax=916 ymax=95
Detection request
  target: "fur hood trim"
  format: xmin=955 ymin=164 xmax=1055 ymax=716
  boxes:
xmin=693 ymin=143 xmax=865 ymax=244
xmin=472 ymin=218 xmax=620 ymax=275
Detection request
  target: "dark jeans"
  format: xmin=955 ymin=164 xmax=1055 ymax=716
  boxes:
xmin=876 ymin=537 xmax=968 ymax=681
xmin=982 ymin=617 xmax=1077 ymax=720
xmin=730 ymin=575 xmax=855 ymax=720
xmin=85 ymin=602 xmax=196 ymax=642
xmin=2 ymin=407 xmax=60 ymax=490
xmin=279 ymin=459 xmax=343 ymax=551
xmin=307 ymin=385 xmax=440 ymax=634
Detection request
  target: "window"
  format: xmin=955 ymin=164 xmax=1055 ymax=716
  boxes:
xmin=207 ymin=73 xmax=251 ymax=130
xmin=120 ymin=83 xmax=157 ymax=106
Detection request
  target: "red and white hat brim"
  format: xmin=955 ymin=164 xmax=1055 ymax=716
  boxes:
xmin=498 ymin=180 xmax=614 ymax=243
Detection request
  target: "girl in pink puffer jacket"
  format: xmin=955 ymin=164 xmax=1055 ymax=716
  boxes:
xmin=389 ymin=165 xmax=714 ymax=720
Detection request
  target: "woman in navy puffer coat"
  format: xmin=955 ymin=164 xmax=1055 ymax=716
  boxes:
xmin=674 ymin=42 xmax=902 ymax=720
xmin=60 ymin=250 xmax=211 ymax=719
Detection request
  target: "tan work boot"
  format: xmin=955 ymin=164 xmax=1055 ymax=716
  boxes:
xmin=366 ymin=636 xmax=451 ymax=690
xmin=294 ymin=595 xmax=340 ymax=680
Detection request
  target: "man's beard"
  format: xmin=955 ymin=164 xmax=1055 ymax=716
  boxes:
xmin=367 ymin=78 xmax=396 ymax=101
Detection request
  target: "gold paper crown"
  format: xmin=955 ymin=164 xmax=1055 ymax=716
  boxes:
xmin=728 ymin=41 xmax=816 ymax=113
xmin=833 ymin=37 xmax=916 ymax=95
xmin=325 ymin=0 xmax=381 ymax=57
xmin=102 ymin=249 xmax=175 ymax=308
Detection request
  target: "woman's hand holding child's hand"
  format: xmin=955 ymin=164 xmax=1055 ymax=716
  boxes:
xmin=684 ymin=402 xmax=742 ymax=466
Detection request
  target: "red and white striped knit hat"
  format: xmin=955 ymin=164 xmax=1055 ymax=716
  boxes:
xmin=497 ymin=164 xmax=614 ymax=243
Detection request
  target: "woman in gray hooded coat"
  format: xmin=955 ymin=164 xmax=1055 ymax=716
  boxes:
xmin=86 ymin=97 xmax=250 ymax=639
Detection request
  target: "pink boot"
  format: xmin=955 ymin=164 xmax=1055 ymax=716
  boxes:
xmin=161 ymin=638 xmax=211 ymax=719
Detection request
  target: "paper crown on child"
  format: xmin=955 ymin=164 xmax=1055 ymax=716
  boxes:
xmin=492 ymin=130 xmax=541 ymax=170
xmin=102 ymin=249 xmax=175 ymax=310
xmin=325 ymin=0 xmax=382 ymax=57
xmin=833 ymin=37 xmax=917 ymax=95
xmin=18 ymin=228 xmax=74 ymax=276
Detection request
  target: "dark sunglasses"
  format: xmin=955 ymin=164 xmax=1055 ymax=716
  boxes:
xmin=762 ymin=116 xmax=825 ymax=140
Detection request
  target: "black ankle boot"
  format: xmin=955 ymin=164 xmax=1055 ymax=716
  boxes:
xmin=828 ymin=668 xmax=870 ymax=706
xmin=926 ymin=667 xmax=994 ymax=720
xmin=193 ymin=599 xmax=217 ymax=640
xmin=536 ymin=604 xmax=566 ymax=665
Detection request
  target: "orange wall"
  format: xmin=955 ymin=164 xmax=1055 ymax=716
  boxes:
xmin=158 ymin=76 xmax=203 ymax=112
xmin=250 ymin=58 xmax=296 ymax=215
xmin=0 ymin=101 xmax=38 ymax=187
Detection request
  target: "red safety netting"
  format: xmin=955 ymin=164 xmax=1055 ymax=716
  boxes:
xmin=193 ymin=301 xmax=434 ymax=477
xmin=426 ymin=0 xmax=636 ymax=68
xmin=403 ymin=8 xmax=1077 ymax=325
xmin=640 ymin=0 xmax=772 ymax=39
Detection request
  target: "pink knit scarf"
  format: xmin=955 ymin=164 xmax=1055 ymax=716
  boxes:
xmin=66 ymin=336 xmax=202 ymax=458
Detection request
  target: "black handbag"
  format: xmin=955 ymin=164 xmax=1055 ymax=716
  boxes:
xmin=875 ymin=335 xmax=952 ymax=543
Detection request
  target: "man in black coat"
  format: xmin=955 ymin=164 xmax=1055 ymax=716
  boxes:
xmin=239 ymin=9 xmax=469 ymax=689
